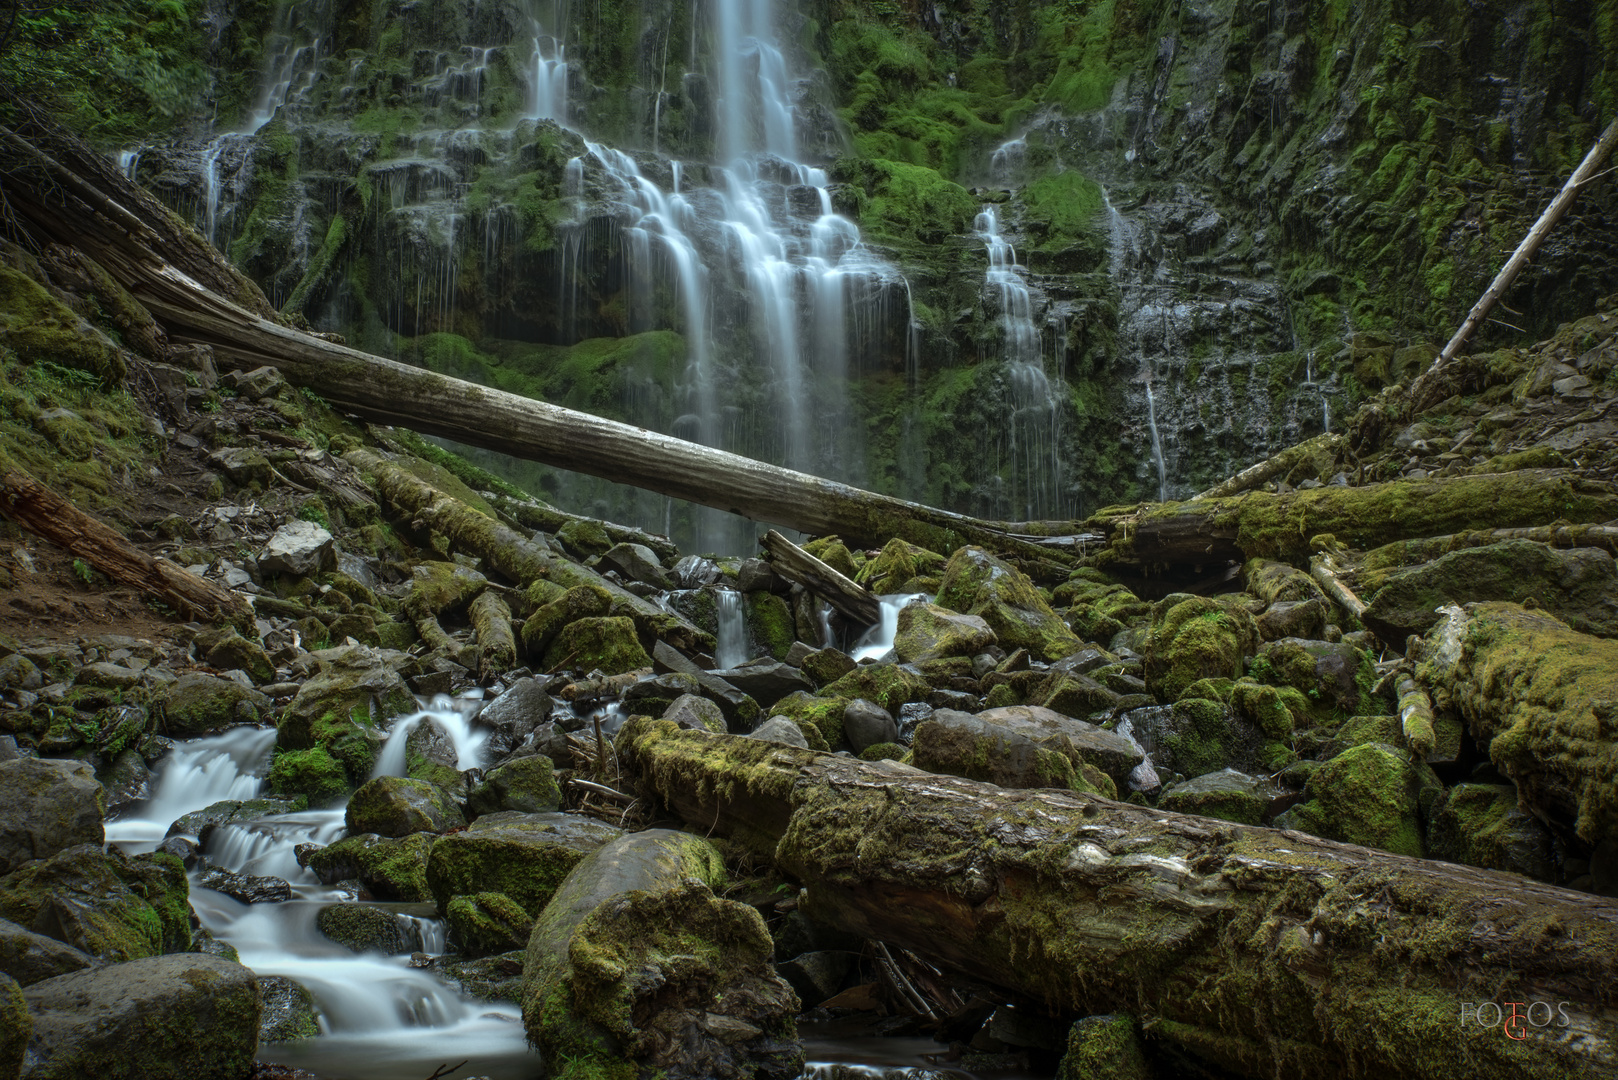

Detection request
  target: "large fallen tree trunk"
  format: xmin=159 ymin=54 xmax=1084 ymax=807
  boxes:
xmin=0 ymin=461 xmax=251 ymax=625
xmin=619 ymin=718 xmax=1618 ymax=1080
xmin=1083 ymin=469 xmax=1618 ymax=569
xmin=0 ymin=118 xmax=1065 ymax=567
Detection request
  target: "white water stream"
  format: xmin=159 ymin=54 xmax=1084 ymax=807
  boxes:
xmin=851 ymin=594 xmax=929 ymax=663
xmin=715 ymin=588 xmax=749 ymax=668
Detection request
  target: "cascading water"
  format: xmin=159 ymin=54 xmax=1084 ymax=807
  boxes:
xmin=371 ymin=695 xmax=490 ymax=780
xmin=974 ymin=205 xmax=1066 ymax=520
xmin=715 ymin=589 xmax=748 ymax=668
xmin=852 ymin=594 xmax=929 ymax=662
xmin=1145 ymin=380 xmax=1167 ymax=502
xmin=104 ymin=726 xmax=278 ymax=846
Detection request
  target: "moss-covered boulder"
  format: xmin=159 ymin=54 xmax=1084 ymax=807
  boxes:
xmin=1118 ymin=699 xmax=1269 ymax=781
xmin=1143 ymin=596 xmax=1260 ymax=703
xmin=1057 ymin=1014 xmax=1150 ymax=1080
xmin=303 ymin=832 xmax=434 ymax=901
xmin=1252 ymin=638 xmax=1377 ymax=718
xmin=446 ymin=892 xmax=533 ymax=957
xmin=257 ymin=975 xmax=320 ymax=1042
xmin=937 ymin=547 xmax=1082 ymax=661
xmin=855 ymin=537 xmax=945 ymax=594
xmin=520 ymin=584 xmax=613 ymax=658
xmin=20 ymin=954 xmax=259 ymax=1080
xmin=345 ymin=776 xmax=464 ymax=838
xmin=0 ymin=265 xmax=125 ymax=386
xmin=1426 ymin=782 xmax=1557 ymax=881
xmin=661 ymin=694 xmax=726 ymax=734
xmin=0 ymin=971 xmax=27 ymax=1079
xmin=1055 ymin=573 xmax=1151 ymax=645
xmin=541 ymin=615 xmax=650 ymax=675
xmin=0 ymin=917 xmax=92 ymax=988
xmin=521 ymin=829 xmax=800 ymax=1080
xmin=1159 ymin=769 xmax=1277 ymax=826
xmin=277 ymin=645 xmax=415 ymax=778
xmin=0 ymin=845 xmax=189 ymax=961
xmin=893 ymin=602 xmax=996 ymax=663
xmin=191 ymin=629 xmax=276 ymax=685
xmin=1229 ymin=681 xmax=1300 ymax=741
xmin=0 ymin=758 xmax=105 ymax=876
xmin=743 ymin=592 xmax=795 ymax=661
xmin=1275 ymin=743 xmax=1442 ymax=858
xmin=466 ymin=755 xmax=561 ymax=818
xmin=556 ymin=518 xmax=613 ymax=558
xmin=157 ymin=674 xmax=271 ymax=737
xmin=911 ymin=708 xmax=1124 ymax=797
xmin=799 ymin=647 xmax=856 ymax=687
xmin=265 ymin=747 xmax=349 ymax=804
xmin=314 ymin=903 xmax=409 ymax=954
xmin=802 ymin=536 xmax=857 ymax=578
xmin=1363 ymin=540 xmax=1618 ymax=642
xmin=401 ymin=560 xmax=489 ymax=621
xmin=819 ymin=662 xmax=930 ymax=715
xmin=1244 ymin=558 xmax=1328 ymax=607
xmin=426 ymin=811 xmax=623 ymax=917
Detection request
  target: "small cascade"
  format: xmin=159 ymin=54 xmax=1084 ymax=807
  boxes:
xmin=815 ymin=600 xmax=835 ymax=650
xmin=989 ymin=137 xmax=1027 ymax=184
xmin=372 ymin=696 xmax=490 ymax=780
xmin=851 ymin=594 xmax=929 ymax=662
xmin=104 ymin=726 xmax=278 ymax=845
xmin=974 ymin=205 xmax=1065 ymax=520
xmin=207 ymin=810 xmax=347 ymax=880
xmin=715 ymin=589 xmax=748 ymax=668
xmin=1145 ymin=381 xmax=1167 ymax=502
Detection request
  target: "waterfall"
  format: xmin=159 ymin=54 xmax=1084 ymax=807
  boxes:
xmin=715 ymin=589 xmax=748 ymax=668
xmin=1145 ymin=381 xmax=1168 ymax=503
xmin=851 ymin=594 xmax=929 ymax=662
xmin=975 ymin=205 xmax=1065 ymax=520
xmin=104 ymin=726 xmax=278 ymax=845
xmin=371 ymin=696 xmax=490 ymax=780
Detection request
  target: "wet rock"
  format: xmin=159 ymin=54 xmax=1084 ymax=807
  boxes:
xmin=799 ymin=647 xmax=856 ymax=687
xmin=520 ymin=584 xmax=612 ymax=658
xmin=1144 ymin=595 xmax=1260 ymax=703
xmin=426 ymin=810 xmax=623 ymax=917
xmin=157 ymin=674 xmax=270 ymax=738
xmin=937 ymin=547 xmax=1082 ymax=661
xmin=597 ymin=543 xmax=673 ymax=590
xmin=436 ymin=951 xmax=524 ymax=1004
xmin=100 ymin=749 xmax=151 ymax=815
xmin=303 ymin=832 xmax=434 ymax=902
xmin=820 ymin=662 xmax=930 ymax=714
xmin=74 ymin=661 xmax=144 ymax=691
xmin=278 ymin=644 xmax=417 ymax=777
xmin=0 ymin=917 xmax=91 ymax=987
xmin=257 ymin=975 xmax=320 ymax=1042
xmin=777 ymin=951 xmax=851 ymax=1008
xmin=662 ymin=693 xmax=725 ymax=733
xmin=1274 ymin=743 xmax=1441 ymax=858
xmin=0 ymin=758 xmax=104 ymax=875
xmin=747 ymin=717 xmax=810 ymax=749
xmin=893 ymin=603 xmax=996 ymax=664
xmin=0 ymin=845 xmax=189 ymax=961
xmin=1426 ymin=783 xmax=1557 ymax=881
xmin=0 ymin=972 xmax=25 ymax=1078
xmin=466 ymin=755 xmax=561 ymax=817
xmin=1116 ymin=700 xmax=1268 ymax=781
xmin=912 ymin=708 xmax=1126 ymax=797
xmin=706 ymin=661 xmax=812 ymax=707
xmin=672 ymin=556 xmax=722 ymax=589
xmin=474 ymin=676 xmax=554 ymax=758
xmin=542 ymin=615 xmax=651 ymax=675
xmin=345 ymin=776 xmax=464 ymax=838
xmin=195 ymin=866 xmax=293 ymax=904
xmin=743 ymin=592 xmax=796 ymax=661
xmin=446 ymin=892 xmax=532 ymax=957
xmin=1159 ymin=769 xmax=1277 ymax=826
xmin=21 ymin=954 xmax=259 ymax=1080
xmin=648 ymin=643 xmax=761 ymax=729
xmin=157 ymin=836 xmax=200 ymax=868
xmin=841 ymin=699 xmax=897 ymax=753
xmin=315 ymin=904 xmax=409 ymax=954
xmin=736 ymin=558 xmax=783 ymax=594
xmin=167 ymin=798 xmax=303 ymax=844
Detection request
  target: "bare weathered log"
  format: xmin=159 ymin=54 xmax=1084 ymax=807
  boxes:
xmin=1191 ymin=433 xmax=1342 ymax=501
xmin=620 ymin=718 xmax=1618 ymax=1080
xmin=1083 ymin=470 xmax=1618 ymax=569
xmin=760 ymin=529 xmax=879 ymax=625
xmin=1309 ymin=553 xmax=1367 ymax=621
xmin=346 ymin=448 xmax=709 ymax=653
xmin=1410 ymin=114 xmax=1618 ymax=413
xmin=0 ymin=463 xmax=251 ymax=625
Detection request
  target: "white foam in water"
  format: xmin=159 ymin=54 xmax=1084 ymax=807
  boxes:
xmin=372 ymin=695 xmax=489 ymax=780
xmin=207 ymin=810 xmax=348 ymax=881
xmin=851 ymin=594 xmax=929 ymax=662
xmin=104 ymin=726 xmax=278 ymax=845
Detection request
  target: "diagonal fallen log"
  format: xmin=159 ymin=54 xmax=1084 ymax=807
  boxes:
xmin=618 ymin=718 xmax=1618 ymax=1080
xmin=0 ymin=461 xmax=251 ymax=625
xmin=760 ymin=529 xmax=880 ymax=625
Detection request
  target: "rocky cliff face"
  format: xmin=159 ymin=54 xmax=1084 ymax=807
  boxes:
xmin=58 ymin=0 xmax=1618 ymax=542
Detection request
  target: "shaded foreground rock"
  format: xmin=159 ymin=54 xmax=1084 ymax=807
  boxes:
xmin=21 ymin=953 xmax=260 ymax=1079
xmin=521 ymin=829 xmax=801 ymax=1080
xmin=0 ymin=760 xmax=104 ymax=877
xmin=426 ymin=811 xmax=622 ymax=916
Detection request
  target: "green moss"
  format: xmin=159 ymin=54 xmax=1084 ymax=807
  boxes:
xmin=743 ymin=592 xmax=795 ymax=661
xmin=1145 ymin=598 xmax=1260 ymax=703
xmin=769 ymin=693 xmax=854 ymax=749
xmin=265 ymin=746 xmax=348 ymax=804
xmin=542 ymin=616 xmax=651 ymax=675
xmin=446 ymin=892 xmax=533 ymax=956
xmin=1021 ymin=171 xmax=1105 ymax=247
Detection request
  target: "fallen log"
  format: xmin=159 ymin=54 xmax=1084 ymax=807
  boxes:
xmin=619 ymin=718 xmax=1618 ymax=1080
xmin=759 ymin=529 xmax=879 ymax=625
xmin=1082 ymin=469 xmax=1618 ymax=569
xmin=1191 ymin=433 xmax=1342 ymax=501
xmin=1309 ymin=553 xmax=1367 ymax=622
xmin=0 ymin=462 xmax=251 ymax=625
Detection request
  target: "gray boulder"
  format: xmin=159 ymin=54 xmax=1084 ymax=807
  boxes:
xmin=475 ymin=677 xmax=555 ymax=758
xmin=258 ymin=519 xmax=337 ymax=578
xmin=466 ymin=755 xmax=561 ymax=817
xmin=1159 ymin=769 xmax=1278 ymax=826
xmin=0 ymin=759 xmax=104 ymax=876
xmin=746 ymin=717 xmax=810 ymax=749
xmin=841 ymin=699 xmax=897 ymax=753
xmin=706 ymin=662 xmax=813 ymax=707
xmin=21 ymin=954 xmax=260 ymax=1079
xmin=194 ymin=867 xmax=293 ymax=904
xmin=257 ymin=975 xmax=319 ymax=1042
xmin=315 ymin=904 xmax=410 ymax=954
xmin=345 ymin=777 xmax=465 ymax=838
xmin=0 ymin=919 xmax=91 ymax=988
xmin=596 ymin=543 xmax=674 ymax=590
xmin=661 ymin=694 xmax=725 ymax=733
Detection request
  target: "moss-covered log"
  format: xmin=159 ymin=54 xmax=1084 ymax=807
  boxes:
xmin=1418 ymin=600 xmax=1618 ymax=848
xmin=0 ymin=462 xmax=250 ymax=625
xmin=520 ymin=829 xmax=801 ymax=1080
xmin=619 ymin=718 xmax=1618 ymax=1080
xmin=1083 ymin=470 xmax=1618 ymax=570
xmin=469 ymin=590 xmax=515 ymax=679
xmin=346 ymin=449 xmax=709 ymax=654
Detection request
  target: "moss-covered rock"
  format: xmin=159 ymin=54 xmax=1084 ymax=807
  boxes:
xmin=937 ymin=547 xmax=1082 ymax=661
xmin=446 ymin=892 xmax=533 ymax=957
xmin=855 ymin=537 xmax=946 ymax=593
xmin=819 ymin=663 xmax=930 ymax=715
xmin=1055 ymin=575 xmax=1152 ymax=645
xmin=167 ymin=797 xmax=305 ymax=843
xmin=556 ymin=518 xmax=613 ymax=559
xmin=743 ymin=592 xmax=795 ymax=661
xmin=0 ymin=757 xmax=105 ymax=876
xmin=314 ymin=903 xmax=408 ymax=954
xmin=0 ymin=266 xmax=125 ymax=387
xmin=542 ymin=615 xmax=651 ymax=675
xmin=1057 ymin=1013 xmax=1150 ymax=1080
xmin=1143 ymin=596 xmax=1260 ymax=703
xmin=1426 ymin=782 xmax=1557 ymax=881
xmin=0 ymin=970 xmax=27 ymax=1078
xmin=466 ymin=754 xmax=561 ymax=818
xmin=799 ymin=647 xmax=856 ymax=687
xmin=257 ymin=974 xmax=320 ymax=1042
xmin=402 ymin=560 xmax=489 ymax=622
xmin=857 ymin=741 xmax=909 ymax=762
xmin=277 ymin=645 xmax=415 ymax=778
xmin=802 ymin=536 xmax=858 ymax=578
xmin=265 ymin=746 xmax=349 ymax=804
xmin=1122 ymin=699 xmax=1267 ymax=781
xmin=1275 ymin=743 xmax=1441 ymax=858
xmin=345 ymin=776 xmax=464 ymax=837
xmin=1159 ymin=769 xmax=1276 ymax=826
xmin=1229 ymin=681 xmax=1298 ymax=741
xmin=0 ymin=845 xmax=189 ymax=961
xmin=520 ymin=585 xmax=614 ymax=659
xmin=426 ymin=811 xmax=623 ymax=917
xmin=158 ymin=674 xmax=271 ymax=737
xmin=192 ymin=629 xmax=276 ymax=685
xmin=1251 ymin=638 xmax=1377 ymax=719
xmin=303 ymin=832 xmax=434 ymax=901
xmin=893 ymin=602 xmax=996 ymax=663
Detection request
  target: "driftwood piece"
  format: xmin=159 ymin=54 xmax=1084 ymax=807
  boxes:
xmin=1191 ymin=433 xmax=1342 ymax=501
xmin=619 ymin=718 xmax=1618 ymax=1080
xmin=1309 ymin=553 xmax=1367 ymax=621
xmin=1410 ymin=115 xmax=1618 ymax=413
xmin=759 ymin=529 xmax=880 ymax=625
xmin=0 ymin=464 xmax=251 ymax=625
